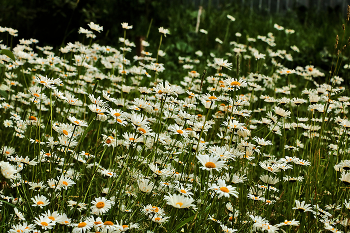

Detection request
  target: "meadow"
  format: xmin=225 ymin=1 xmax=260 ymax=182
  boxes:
xmin=0 ymin=5 xmax=350 ymax=233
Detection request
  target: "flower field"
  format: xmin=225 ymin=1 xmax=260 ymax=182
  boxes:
xmin=0 ymin=11 xmax=350 ymax=233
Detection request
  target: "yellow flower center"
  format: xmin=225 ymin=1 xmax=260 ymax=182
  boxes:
xmin=78 ymin=222 xmax=87 ymax=228
xmin=176 ymin=202 xmax=183 ymax=207
xmin=155 ymin=217 xmax=161 ymax=221
xmin=205 ymin=162 xmax=216 ymax=168
xmin=180 ymin=189 xmax=187 ymax=194
xmin=122 ymin=225 xmax=128 ymax=229
xmin=138 ymin=128 xmax=146 ymax=134
xmin=220 ymin=187 xmax=229 ymax=193
xmin=62 ymin=130 xmax=68 ymax=135
xmin=48 ymin=216 xmax=55 ymax=221
xmin=177 ymin=129 xmax=184 ymax=134
xmin=96 ymin=202 xmax=105 ymax=209
xmin=208 ymin=96 xmax=217 ymax=100
xmin=104 ymin=221 xmax=114 ymax=225
xmin=230 ymin=81 xmax=241 ymax=86
xmin=37 ymin=201 xmax=44 ymax=205
xmin=41 ymin=222 xmax=48 ymax=226
xmin=62 ymin=181 xmax=68 ymax=186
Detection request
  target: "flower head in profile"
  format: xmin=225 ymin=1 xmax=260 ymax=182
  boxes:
xmin=88 ymin=22 xmax=103 ymax=33
xmin=158 ymin=27 xmax=170 ymax=37
xmin=227 ymin=14 xmax=235 ymax=22
xmin=121 ymin=22 xmax=133 ymax=29
xmin=214 ymin=58 xmax=232 ymax=70
xmin=68 ymin=116 xmax=88 ymax=127
xmin=164 ymin=193 xmax=196 ymax=209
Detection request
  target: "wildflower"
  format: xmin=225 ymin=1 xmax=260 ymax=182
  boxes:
xmin=28 ymin=181 xmax=46 ymax=191
xmin=274 ymin=106 xmax=291 ymax=118
xmin=41 ymin=210 xmax=62 ymax=223
xmin=152 ymin=215 xmax=170 ymax=224
xmin=72 ymin=220 xmax=94 ymax=233
xmin=340 ymin=171 xmax=350 ymax=184
xmin=57 ymin=176 xmax=76 ymax=190
xmin=293 ymin=200 xmax=313 ymax=212
xmin=224 ymin=78 xmax=247 ymax=90
xmin=158 ymin=27 xmax=170 ymax=37
xmin=0 ymin=161 xmax=19 ymax=179
xmin=88 ymin=22 xmax=103 ymax=33
xmin=31 ymin=195 xmax=50 ymax=208
xmin=91 ymin=197 xmax=114 ymax=215
xmin=121 ymin=22 xmax=133 ymax=29
xmin=227 ymin=15 xmax=235 ymax=21
xmin=197 ymin=154 xmax=227 ymax=171
xmin=164 ymin=193 xmax=196 ymax=209
xmin=137 ymin=178 xmax=154 ymax=193
xmin=214 ymin=58 xmax=232 ymax=70
xmin=34 ymin=216 xmax=55 ymax=230
xmin=200 ymin=29 xmax=208 ymax=34
xmin=68 ymin=116 xmax=88 ymax=127
xmin=176 ymin=185 xmax=194 ymax=196
xmin=260 ymin=175 xmax=279 ymax=185
xmin=209 ymin=179 xmax=238 ymax=198
xmin=274 ymin=24 xmax=284 ymax=30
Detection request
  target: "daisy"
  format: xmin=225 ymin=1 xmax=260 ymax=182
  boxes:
xmin=224 ymin=78 xmax=247 ymax=90
xmin=276 ymin=219 xmax=299 ymax=227
xmin=340 ymin=171 xmax=350 ymax=185
xmin=31 ymin=195 xmax=50 ymax=208
xmin=137 ymin=178 xmax=154 ymax=193
xmin=68 ymin=116 xmax=88 ymax=127
xmin=158 ymin=27 xmax=170 ymax=37
xmin=260 ymin=175 xmax=279 ymax=185
xmin=9 ymin=223 xmax=33 ymax=233
xmin=152 ymin=215 xmax=170 ymax=224
xmin=214 ymin=58 xmax=232 ymax=70
xmin=34 ymin=216 xmax=55 ymax=230
xmin=13 ymin=208 xmax=25 ymax=221
xmin=274 ymin=106 xmax=291 ymax=118
xmin=334 ymin=160 xmax=350 ymax=171
xmin=293 ymin=200 xmax=313 ymax=212
xmin=168 ymin=124 xmax=188 ymax=137
xmin=164 ymin=193 xmax=196 ymax=209
xmin=209 ymin=179 xmax=238 ymax=198
xmin=28 ymin=181 xmax=46 ymax=191
xmin=90 ymin=197 xmax=114 ymax=215
xmin=41 ymin=210 xmax=62 ymax=223
xmin=196 ymin=154 xmax=227 ymax=171
xmin=175 ymin=185 xmax=194 ymax=196
xmin=88 ymin=22 xmax=103 ymax=33
xmin=57 ymin=176 xmax=76 ymax=190
xmin=72 ymin=220 xmax=94 ymax=233
xmin=102 ymin=135 xmax=117 ymax=147
xmin=121 ymin=22 xmax=133 ymax=29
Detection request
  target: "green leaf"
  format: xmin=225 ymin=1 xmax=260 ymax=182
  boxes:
xmin=0 ymin=49 xmax=16 ymax=61
xmin=171 ymin=214 xmax=195 ymax=233
xmin=0 ymin=90 xmax=8 ymax=99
